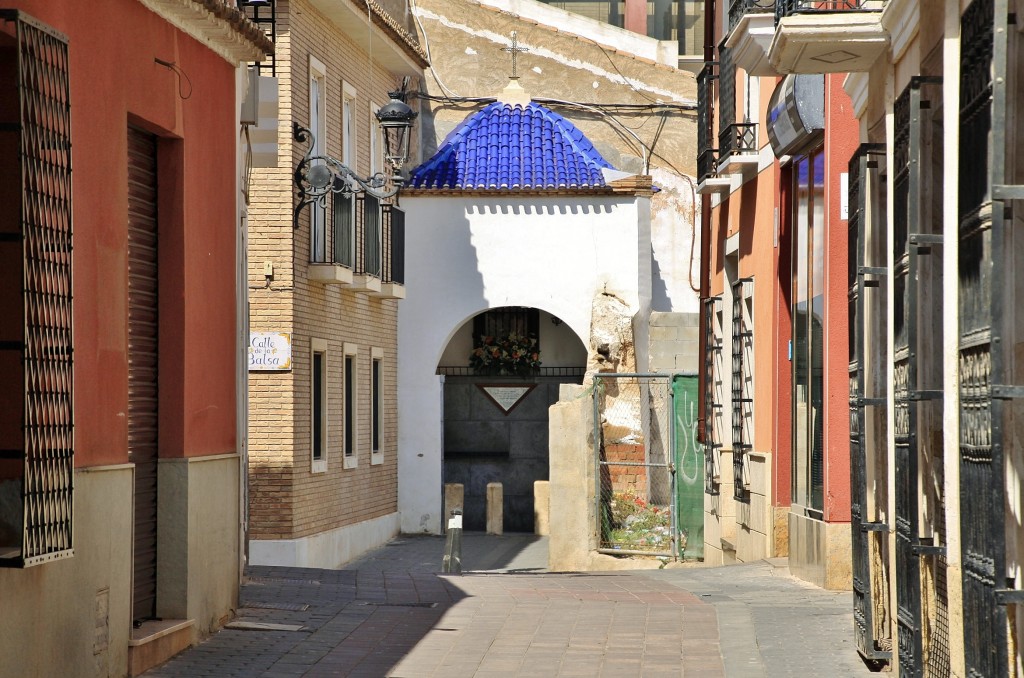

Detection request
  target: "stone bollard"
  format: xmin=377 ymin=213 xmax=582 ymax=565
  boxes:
xmin=443 ymin=483 xmax=463 ymax=534
xmin=486 ymin=482 xmax=503 ymax=535
xmin=534 ymin=480 xmax=550 ymax=536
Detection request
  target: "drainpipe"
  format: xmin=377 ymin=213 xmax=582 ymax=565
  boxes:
xmin=696 ymin=0 xmax=715 ymax=444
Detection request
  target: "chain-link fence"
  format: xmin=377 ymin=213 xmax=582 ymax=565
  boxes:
xmin=593 ymin=374 xmax=676 ymax=558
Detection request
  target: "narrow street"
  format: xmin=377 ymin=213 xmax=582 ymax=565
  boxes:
xmin=145 ymin=535 xmax=875 ymax=677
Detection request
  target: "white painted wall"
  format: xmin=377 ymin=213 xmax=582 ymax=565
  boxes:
xmin=398 ymin=194 xmax=650 ymax=533
xmin=474 ymin=0 xmax=680 ymax=68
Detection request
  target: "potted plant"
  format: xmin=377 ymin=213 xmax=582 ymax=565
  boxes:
xmin=469 ymin=331 xmax=541 ymax=377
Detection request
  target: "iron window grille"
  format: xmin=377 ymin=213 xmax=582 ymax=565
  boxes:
xmin=697 ymin=61 xmax=718 ymax=181
xmin=957 ymin=0 xmax=1023 ymax=675
xmin=703 ymin=296 xmax=722 ymax=495
xmin=238 ymin=0 xmax=276 ymax=75
xmin=0 ymin=10 xmax=74 ymax=568
xmin=728 ymin=0 xmax=775 ymax=36
xmin=731 ymin=279 xmax=753 ymax=502
xmin=892 ymin=76 xmax=945 ymax=678
xmin=848 ymin=142 xmax=891 ymax=663
xmin=473 ymin=308 xmax=540 ymax=347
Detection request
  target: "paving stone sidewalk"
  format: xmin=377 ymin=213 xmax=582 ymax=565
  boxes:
xmin=144 ymin=534 xmax=875 ymax=677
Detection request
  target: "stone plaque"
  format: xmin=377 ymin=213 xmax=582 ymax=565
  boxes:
xmin=478 ymin=384 xmax=536 ymax=415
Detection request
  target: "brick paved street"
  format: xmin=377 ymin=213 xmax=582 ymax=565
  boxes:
xmin=145 ymin=534 xmax=875 ymax=677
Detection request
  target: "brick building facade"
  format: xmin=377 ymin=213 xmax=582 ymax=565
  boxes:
xmin=244 ymin=0 xmax=428 ymax=568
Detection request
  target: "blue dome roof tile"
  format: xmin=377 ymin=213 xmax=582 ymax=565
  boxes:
xmin=409 ymin=102 xmax=614 ymax=191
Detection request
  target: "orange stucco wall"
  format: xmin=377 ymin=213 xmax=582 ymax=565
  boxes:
xmin=820 ymin=73 xmax=858 ymax=522
xmin=11 ymin=1 xmax=239 ymax=466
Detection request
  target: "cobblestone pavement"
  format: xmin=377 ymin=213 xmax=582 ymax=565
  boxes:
xmin=144 ymin=534 xmax=876 ymax=677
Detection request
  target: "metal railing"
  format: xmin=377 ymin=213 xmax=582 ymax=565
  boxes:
xmin=775 ymin=0 xmax=880 ymax=22
xmin=719 ymin=122 xmax=758 ymax=160
xmin=729 ymin=0 xmax=776 ymax=35
xmin=697 ymin=62 xmax=718 ymax=181
xmin=237 ymin=0 xmax=276 ymax=75
xmin=312 ymin=194 xmax=404 ymax=286
xmin=382 ymin=204 xmax=405 ymax=285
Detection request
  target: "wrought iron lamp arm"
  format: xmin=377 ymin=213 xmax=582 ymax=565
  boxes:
xmin=292 ymin=123 xmax=403 ymax=230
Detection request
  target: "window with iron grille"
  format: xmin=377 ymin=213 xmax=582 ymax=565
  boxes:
xmin=703 ymin=297 xmax=722 ymax=495
xmin=731 ymin=279 xmax=753 ymax=502
xmin=0 ymin=10 xmax=74 ymax=568
xmin=473 ymin=308 xmax=540 ymax=348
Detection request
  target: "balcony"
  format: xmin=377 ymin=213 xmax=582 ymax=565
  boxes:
xmin=308 ymin=192 xmax=356 ymax=285
xmin=725 ymin=0 xmax=777 ymax=76
xmin=717 ymin=123 xmax=759 ymax=178
xmin=768 ymin=1 xmax=888 ymax=74
xmin=308 ymin=194 xmax=405 ymax=299
xmin=696 ymin=62 xmax=731 ymax=195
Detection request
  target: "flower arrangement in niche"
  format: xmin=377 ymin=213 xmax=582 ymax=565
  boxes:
xmin=469 ymin=332 xmax=541 ymax=377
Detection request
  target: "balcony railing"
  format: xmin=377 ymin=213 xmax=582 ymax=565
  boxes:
xmin=775 ymin=0 xmax=875 ymax=22
xmin=698 ymin=149 xmax=719 ymax=182
xmin=382 ymin=204 xmax=405 ymax=285
xmin=719 ymin=122 xmax=758 ymax=159
xmin=697 ymin=61 xmax=718 ymax=181
xmin=310 ymin=194 xmax=403 ymax=289
xmin=729 ymin=0 xmax=776 ymax=35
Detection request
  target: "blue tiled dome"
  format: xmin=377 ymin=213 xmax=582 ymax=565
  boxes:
xmin=409 ymin=102 xmax=616 ymax=190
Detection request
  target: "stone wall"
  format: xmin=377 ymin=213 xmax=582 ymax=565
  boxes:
xmin=648 ymin=311 xmax=700 ymax=374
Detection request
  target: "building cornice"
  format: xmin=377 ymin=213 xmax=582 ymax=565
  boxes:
xmin=880 ymin=0 xmax=919 ymax=63
xmin=137 ymin=0 xmax=274 ymax=65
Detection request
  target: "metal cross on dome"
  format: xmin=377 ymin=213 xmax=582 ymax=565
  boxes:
xmin=501 ymin=31 xmax=529 ymax=80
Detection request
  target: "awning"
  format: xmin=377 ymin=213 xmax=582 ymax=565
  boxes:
xmin=766 ymin=74 xmax=825 ymax=158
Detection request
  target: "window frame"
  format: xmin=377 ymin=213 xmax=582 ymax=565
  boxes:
xmin=341 ymin=81 xmax=357 ymax=170
xmin=369 ymin=101 xmax=383 ymax=177
xmin=309 ymin=55 xmax=327 ymax=263
xmin=371 ymin=347 xmax=384 ymax=465
xmin=343 ymin=343 xmax=358 ymax=468
xmin=311 ymin=337 xmax=328 ymax=473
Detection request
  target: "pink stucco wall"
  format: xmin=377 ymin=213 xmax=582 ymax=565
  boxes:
xmin=9 ymin=1 xmax=240 ymax=465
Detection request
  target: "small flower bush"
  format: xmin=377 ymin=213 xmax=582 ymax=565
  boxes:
xmin=469 ymin=332 xmax=541 ymax=377
xmin=605 ymin=490 xmax=671 ymax=551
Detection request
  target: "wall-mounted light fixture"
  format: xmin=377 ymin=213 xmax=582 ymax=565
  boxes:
xmin=293 ymin=90 xmax=417 ymax=229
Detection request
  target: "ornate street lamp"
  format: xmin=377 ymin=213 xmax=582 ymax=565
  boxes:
xmin=293 ymin=90 xmax=417 ymax=229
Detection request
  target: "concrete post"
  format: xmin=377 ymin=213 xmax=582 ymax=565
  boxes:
xmin=486 ymin=482 xmax=503 ymax=535
xmin=534 ymin=481 xmax=550 ymax=536
xmin=444 ymin=483 xmax=463 ymax=533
